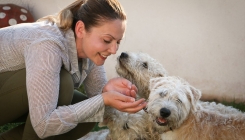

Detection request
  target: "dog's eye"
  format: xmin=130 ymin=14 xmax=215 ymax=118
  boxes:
xmin=160 ymin=90 xmax=167 ymax=97
xmin=142 ymin=62 xmax=148 ymax=68
xmin=176 ymin=99 xmax=182 ymax=103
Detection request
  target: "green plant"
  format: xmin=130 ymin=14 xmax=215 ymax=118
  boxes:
xmin=91 ymin=123 xmax=108 ymax=132
xmin=0 ymin=123 xmax=23 ymax=134
xmin=221 ymin=101 xmax=245 ymax=112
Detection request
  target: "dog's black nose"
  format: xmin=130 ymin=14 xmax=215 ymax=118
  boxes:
xmin=160 ymin=108 xmax=171 ymax=118
xmin=120 ymin=52 xmax=128 ymax=59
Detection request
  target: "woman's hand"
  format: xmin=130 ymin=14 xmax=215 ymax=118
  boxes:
xmin=102 ymin=91 xmax=147 ymax=113
xmin=102 ymin=77 xmax=137 ymax=98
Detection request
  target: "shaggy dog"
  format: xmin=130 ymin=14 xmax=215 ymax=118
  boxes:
xmin=91 ymin=52 xmax=168 ymax=140
xmin=147 ymin=76 xmax=245 ymax=140
xmin=116 ymin=52 xmax=168 ymax=99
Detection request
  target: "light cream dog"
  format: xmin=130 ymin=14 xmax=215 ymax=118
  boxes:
xmin=147 ymin=76 xmax=245 ymax=140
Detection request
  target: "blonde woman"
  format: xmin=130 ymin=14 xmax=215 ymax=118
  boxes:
xmin=0 ymin=0 xmax=147 ymax=139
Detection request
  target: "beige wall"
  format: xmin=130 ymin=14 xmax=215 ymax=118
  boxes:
xmin=108 ymin=0 xmax=245 ymax=103
xmin=1 ymin=0 xmax=245 ymax=103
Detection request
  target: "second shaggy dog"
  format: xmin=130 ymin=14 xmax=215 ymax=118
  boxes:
xmin=147 ymin=76 xmax=245 ymax=140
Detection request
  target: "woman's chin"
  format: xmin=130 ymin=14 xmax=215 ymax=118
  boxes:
xmin=94 ymin=60 xmax=105 ymax=66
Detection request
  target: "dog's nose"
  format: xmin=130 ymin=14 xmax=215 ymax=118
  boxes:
xmin=120 ymin=52 xmax=128 ymax=59
xmin=160 ymin=108 xmax=171 ymax=118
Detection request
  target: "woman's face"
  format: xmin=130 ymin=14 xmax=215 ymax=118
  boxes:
xmin=75 ymin=19 xmax=126 ymax=66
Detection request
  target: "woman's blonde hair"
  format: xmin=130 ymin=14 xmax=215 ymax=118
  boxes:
xmin=38 ymin=0 xmax=126 ymax=31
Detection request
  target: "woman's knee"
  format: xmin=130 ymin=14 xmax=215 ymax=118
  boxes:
xmin=0 ymin=69 xmax=28 ymax=125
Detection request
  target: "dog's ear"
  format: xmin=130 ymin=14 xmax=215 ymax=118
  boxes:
xmin=187 ymin=85 xmax=202 ymax=112
xmin=177 ymin=77 xmax=201 ymax=112
xmin=190 ymin=85 xmax=201 ymax=102
xmin=149 ymin=78 xmax=157 ymax=90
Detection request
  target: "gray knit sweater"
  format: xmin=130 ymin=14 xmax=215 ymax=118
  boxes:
xmin=0 ymin=21 xmax=107 ymax=138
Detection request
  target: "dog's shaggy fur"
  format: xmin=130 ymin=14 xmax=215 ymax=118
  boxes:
xmin=94 ymin=52 xmax=167 ymax=140
xmin=99 ymin=107 xmax=155 ymax=140
xmin=147 ymin=76 xmax=245 ymax=140
xmin=116 ymin=52 xmax=168 ymax=99
xmin=78 ymin=129 xmax=109 ymax=140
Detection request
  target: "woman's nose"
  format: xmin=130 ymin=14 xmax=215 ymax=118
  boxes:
xmin=108 ymin=43 xmax=118 ymax=54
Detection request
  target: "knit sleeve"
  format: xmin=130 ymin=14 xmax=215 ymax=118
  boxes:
xmin=84 ymin=64 xmax=107 ymax=98
xmin=71 ymin=64 xmax=107 ymax=122
xmin=25 ymin=40 xmax=79 ymax=139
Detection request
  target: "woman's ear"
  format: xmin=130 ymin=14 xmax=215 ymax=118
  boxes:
xmin=75 ymin=20 xmax=85 ymax=38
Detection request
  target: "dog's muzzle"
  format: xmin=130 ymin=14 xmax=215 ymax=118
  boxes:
xmin=120 ymin=52 xmax=129 ymax=59
xmin=160 ymin=108 xmax=171 ymax=118
xmin=155 ymin=108 xmax=171 ymax=126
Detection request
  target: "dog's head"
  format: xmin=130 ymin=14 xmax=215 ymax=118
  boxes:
xmin=116 ymin=52 xmax=168 ymax=99
xmin=99 ymin=107 xmax=149 ymax=140
xmin=146 ymin=76 xmax=201 ymax=133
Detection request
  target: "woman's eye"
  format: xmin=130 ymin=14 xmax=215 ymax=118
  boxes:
xmin=104 ymin=40 xmax=111 ymax=43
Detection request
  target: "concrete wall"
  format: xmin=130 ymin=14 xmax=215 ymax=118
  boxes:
xmin=1 ymin=0 xmax=244 ymax=103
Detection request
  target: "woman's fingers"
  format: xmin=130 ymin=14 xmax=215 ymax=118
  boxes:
xmin=120 ymin=77 xmax=133 ymax=89
xmin=125 ymin=89 xmax=136 ymax=98
xmin=119 ymin=98 xmax=147 ymax=113
xmin=123 ymin=95 xmax=136 ymax=102
xmin=102 ymin=91 xmax=135 ymax=106
xmin=123 ymin=103 xmax=147 ymax=113
xmin=127 ymin=84 xmax=137 ymax=98
xmin=103 ymin=77 xmax=138 ymax=97
xmin=131 ymin=84 xmax=138 ymax=93
xmin=130 ymin=90 xmax=137 ymax=99
xmin=102 ymin=91 xmax=147 ymax=113
xmin=121 ymin=79 xmax=138 ymax=94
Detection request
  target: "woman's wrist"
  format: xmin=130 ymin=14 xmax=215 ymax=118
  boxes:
xmin=102 ymin=84 xmax=111 ymax=93
xmin=102 ymin=86 xmax=107 ymax=93
xmin=101 ymin=92 xmax=109 ymax=106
